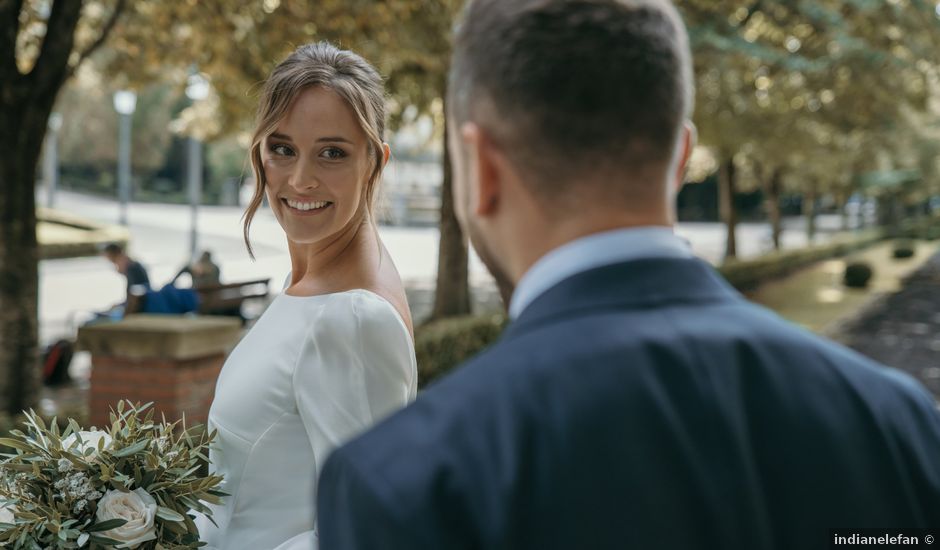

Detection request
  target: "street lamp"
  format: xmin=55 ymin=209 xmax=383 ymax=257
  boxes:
xmin=185 ymin=73 xmax=210 ymax=261
xmin=44 ymin=112 xmax=63 ymax=208
xmin=113 ymin=90 xmax=137 ymax=226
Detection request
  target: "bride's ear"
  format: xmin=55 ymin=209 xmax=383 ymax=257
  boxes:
xmin=381 ymin=143 xmax=391 ymax=168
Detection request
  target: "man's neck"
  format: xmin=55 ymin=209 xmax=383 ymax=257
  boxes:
xmin=509 ymin=212 xmax=673 ymax=284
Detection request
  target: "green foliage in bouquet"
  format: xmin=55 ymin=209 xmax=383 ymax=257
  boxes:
xmin=0 ymin=401 xmax=224 ymax=549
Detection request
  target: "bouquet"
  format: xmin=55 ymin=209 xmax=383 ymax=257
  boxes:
xmin=0 ymin=401 xmax=225 ymax=549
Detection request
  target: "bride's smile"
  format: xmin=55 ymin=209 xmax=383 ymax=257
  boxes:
xmin=259 ymin=85 xmax=385 ymax=247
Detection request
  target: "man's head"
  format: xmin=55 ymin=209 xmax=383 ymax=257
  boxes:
xmin=447 ymin=0 xmax=695 ymax=298
xmin=103 ymin=243 xmax=129 ymax=274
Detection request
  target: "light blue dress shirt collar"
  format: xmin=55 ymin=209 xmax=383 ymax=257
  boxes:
xmin=508 ymin=226 xmax=693 ymax=319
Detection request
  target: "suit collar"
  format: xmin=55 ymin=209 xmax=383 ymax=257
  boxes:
xmin=508 ymin=227 xmax=692 ymax=320
xmin=504 ymin=257 xmax=742 ymax=339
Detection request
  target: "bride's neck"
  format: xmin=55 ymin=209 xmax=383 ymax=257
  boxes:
xmin=286 ymin=218 xmax=379 ymax=291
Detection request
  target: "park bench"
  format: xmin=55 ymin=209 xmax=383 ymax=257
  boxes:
xmin=195 ymin=278 xmax=271 ymax=323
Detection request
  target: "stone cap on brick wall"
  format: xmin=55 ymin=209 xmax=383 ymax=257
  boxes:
xmin=77 ymin=315 xmax=242 ymax=361
xmin=38 ymin=207 xmax=130 ymax=260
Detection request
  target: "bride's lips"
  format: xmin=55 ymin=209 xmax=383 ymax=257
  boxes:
xmin=281 ymin=198 xmax=333 ymax=216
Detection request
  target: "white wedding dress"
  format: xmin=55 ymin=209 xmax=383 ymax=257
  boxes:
xmin=195 ymin=288 xmax=417 ymax=549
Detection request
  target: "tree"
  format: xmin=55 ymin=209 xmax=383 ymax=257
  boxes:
xmin=683 ymin=0 xmax=940 ymax=259
xmin=0 ymin=0 xmax=125 ymax=415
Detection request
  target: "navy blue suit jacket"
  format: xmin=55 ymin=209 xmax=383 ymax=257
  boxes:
xmin=318 ymin=258 xmax=940 ymax=549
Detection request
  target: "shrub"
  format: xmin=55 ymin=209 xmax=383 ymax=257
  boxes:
xmin=415 ymin=314 xmax=508 ymax=388
xmin=843 ymin=262 xmax=874 ymax=288
xmin=893 ymin=239 xmax=916 ymax=259
xmin=925 ymin=224 xmax=940 ymax=241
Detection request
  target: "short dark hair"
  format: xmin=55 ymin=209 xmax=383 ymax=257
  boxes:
xmin=449 ymin=0 xmax=692 ymax=201
xmin=103 ymin=243 xmax=125 ymax=256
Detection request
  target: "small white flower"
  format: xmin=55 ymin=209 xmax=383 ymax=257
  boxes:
xmin=95 ymin=489 xmax=158 ymax=549
xmin=58 ymin=458 xmax=74 ymax=472
xmin=73 ymin=499 xmax=88 ymax=513
xmin=62 ymin=430 xmax=113 ymax=461
xmin=0 ymin=503 xmax=15 ymax=523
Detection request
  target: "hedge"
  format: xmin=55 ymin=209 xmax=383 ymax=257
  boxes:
xmin=415 ymin=314 xmax=508 ymax=388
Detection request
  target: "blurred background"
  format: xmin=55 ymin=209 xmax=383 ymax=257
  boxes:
xmin=2 ymin=0 xmax=940 ymax=421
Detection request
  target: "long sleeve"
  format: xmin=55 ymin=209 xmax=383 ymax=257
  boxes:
xmin=280 ymin=291 xmax=416 ymax=550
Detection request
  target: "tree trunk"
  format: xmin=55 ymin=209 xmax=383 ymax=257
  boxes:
xmin=719 ymin=155 xmax=738 ymax=260
xmin=0 ymin=111 xmax=42 ymax=416
xmin=838 ymin=190 xmax=851 ymax=232
xmin=0 ymin=0 xmax=85 ymax=415
xmin=430 ymin=109 xmax=471 ymax=321
xmin=804 ymin=179 xmax=818 ymax=243
xmin=764 ymin=167 xmax=783 ymax=251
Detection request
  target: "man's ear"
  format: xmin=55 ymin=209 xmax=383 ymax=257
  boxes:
xmin=672 ymin=121 xmax=697 ymax=194
xmin=461 ymin=123 xmax=502 ymax=217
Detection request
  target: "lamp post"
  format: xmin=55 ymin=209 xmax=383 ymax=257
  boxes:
xmin=43 ymin=112 xmax=62 ymax=208
xmin=113 ymin=90 xmax=137 ymax=226
xmin=185 ymin=73 xmax=210 ymax=261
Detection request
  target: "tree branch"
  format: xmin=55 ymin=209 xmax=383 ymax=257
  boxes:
xmin=739 ymin=0 xmax=763 ymax=28
xmin=28 ymin=0 xmax=82 ymax=95
xmin=0 ymin=0 xmax=25 ymax=85
xmin=65 ymin=0 xmax=127 ymax=79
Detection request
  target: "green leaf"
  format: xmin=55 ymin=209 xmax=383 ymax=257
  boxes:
xmin=162 ymin=516 xmax=189 ymax=535
xmin=87 ymin=518 xmax=128 ymax=532
xmin=156 ymin=506 xmax=185 ymax=522
xmin=111 ymin=439 xmax=150 ymax=458
xmin=0 ymin=438 xmax=33 ymax=452
xmin=89 ymin=533 xmax=127 ymax=546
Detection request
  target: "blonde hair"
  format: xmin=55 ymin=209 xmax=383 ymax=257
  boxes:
xmin=243 ymin=42 xmax=387 ymax=258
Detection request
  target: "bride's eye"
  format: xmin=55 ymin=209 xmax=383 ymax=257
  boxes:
xmin=320 ymin=147 xmax=347 ymax=161
xmin=268 ymin=143 xmax=295 ymax=157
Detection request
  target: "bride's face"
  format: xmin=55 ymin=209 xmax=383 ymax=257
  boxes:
xmin=261 ymin=85 xmax=374 ymax=245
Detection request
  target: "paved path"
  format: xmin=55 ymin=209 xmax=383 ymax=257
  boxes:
xmin=836 ymin=250 xmax=940 ymax=401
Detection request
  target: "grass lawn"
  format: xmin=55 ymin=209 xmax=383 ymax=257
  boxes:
xmin=745 ymin=239 xmax=940 ymax=333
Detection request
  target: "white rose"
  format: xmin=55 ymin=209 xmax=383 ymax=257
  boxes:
xmin=95 ymin=489 xmax=158 ymax=549
xmin=63 ymin=430 xmax=113 ymax=460
xmin=0 ymin=503 xmax=15 ymax=523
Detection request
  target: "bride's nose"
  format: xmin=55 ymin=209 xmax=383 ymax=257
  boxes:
xmin=289 ymin=161 xmax=321 ymax=191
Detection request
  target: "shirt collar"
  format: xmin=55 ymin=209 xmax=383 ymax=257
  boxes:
xmin=508 ymin=226 xmax=693 ymax=319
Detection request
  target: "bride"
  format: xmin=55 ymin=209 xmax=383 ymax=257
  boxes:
xmin=196 ymin=42 xmax=418 ymax=549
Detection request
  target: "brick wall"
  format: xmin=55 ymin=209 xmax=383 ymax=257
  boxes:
xmin=88 ymin=353 xmax=224 ymax=428
xmin=77 ymin=315 xmax=241 ymax=430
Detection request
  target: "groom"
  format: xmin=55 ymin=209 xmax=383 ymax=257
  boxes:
xmin=318 ymin=0 xmax=940 ymax=548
